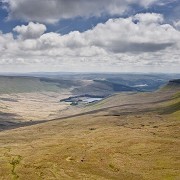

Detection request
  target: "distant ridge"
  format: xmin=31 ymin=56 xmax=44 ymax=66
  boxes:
xmin=162 ymin=79 xmax=180 ymax=91
xmin=166 ymin=79 xmax=180 ymax=88
xmin=168 ymin=79 xmax=180 ymax=85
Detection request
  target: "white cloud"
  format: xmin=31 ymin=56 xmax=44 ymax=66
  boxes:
xmin=13 ymin=22 xmax=47 ymax=40
xmin=133 ymin=13 xmax=164 ymax=25
xmin=0 ymin=13 xmax=180 ymax=73
xmin=174 ymin=20 xmax=180 ymax=31
xmin=3 ymin=0 xmax=158 ymax=23
xmin=84 ymin=13 xmax=179 ymax=53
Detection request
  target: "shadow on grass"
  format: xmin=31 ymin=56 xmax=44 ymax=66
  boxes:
xmin=160 ymin=101 xmax=180 ymax=115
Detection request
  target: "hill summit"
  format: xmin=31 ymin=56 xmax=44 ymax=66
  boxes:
xmin=168 ymin=79 xmax=180 ymax=85
xmin=162 ymin=79 xmax=180 ymax=91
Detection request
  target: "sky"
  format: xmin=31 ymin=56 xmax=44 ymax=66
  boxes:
xmin=0 ymin=0 xmax=180 ymax=73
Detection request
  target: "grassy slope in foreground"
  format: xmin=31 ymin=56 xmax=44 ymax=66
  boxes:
xmin=0 ymin=82 xmax=179 ymax=179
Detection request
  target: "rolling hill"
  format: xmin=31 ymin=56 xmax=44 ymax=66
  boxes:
xmin=0 ymin=76 xmax=62 ymax=94
xmin=0 ymin=79 xmax=179 ymax=179
xmin=0 ymin=76 xmax=139 ymax=96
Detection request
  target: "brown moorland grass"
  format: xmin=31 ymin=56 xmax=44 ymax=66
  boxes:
xmin=0 ymin=88 xmax=179 ymax=180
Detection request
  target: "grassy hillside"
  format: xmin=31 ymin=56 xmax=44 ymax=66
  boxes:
xmin=0 ymin=76 xmax=142 ymax=96
xmin=0 ymin=80 xmax=179 ymax=179
xmin=158 ymin=79 xmax=180 ymax=116
xmin=0 ymin=76 xmax=136 ymax=96
xmin=72 ymin=79 xmax=142 ymax=97
xmin=1 ymin=74 xmax=179 ymax=95
xmin=0 ymin=76 xmax=62 ymax=94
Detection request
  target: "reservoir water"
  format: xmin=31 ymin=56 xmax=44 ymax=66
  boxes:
xmin=82 ymin=97 xmax=102 ymax=103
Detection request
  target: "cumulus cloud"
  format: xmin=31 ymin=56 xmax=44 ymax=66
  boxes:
xmin=13 ymin=22 xmax=47 ymax=40
xmin=133 ymin=13 xmax=164 ymax=24
xmin=0 ymin=13 xmax=180 ymax=72
xmin=174 ymin=20 xmax=180 ymax=31
xmin=83 ymin=13 xmax=179 ymax=53
xmin=3 ymin=0 xmax=158 ymax=23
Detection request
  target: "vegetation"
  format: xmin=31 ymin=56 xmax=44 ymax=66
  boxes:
xmin=0 ymin=77 xmax=179 ymax=179
xmin=0 ymin=76 xmax=61 ymax=94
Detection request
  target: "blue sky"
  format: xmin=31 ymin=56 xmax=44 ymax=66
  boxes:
xmin=0 ymin=0 xmax=180 ymax=73
xmin=0 ymin=0 xmax=179 ymax=34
